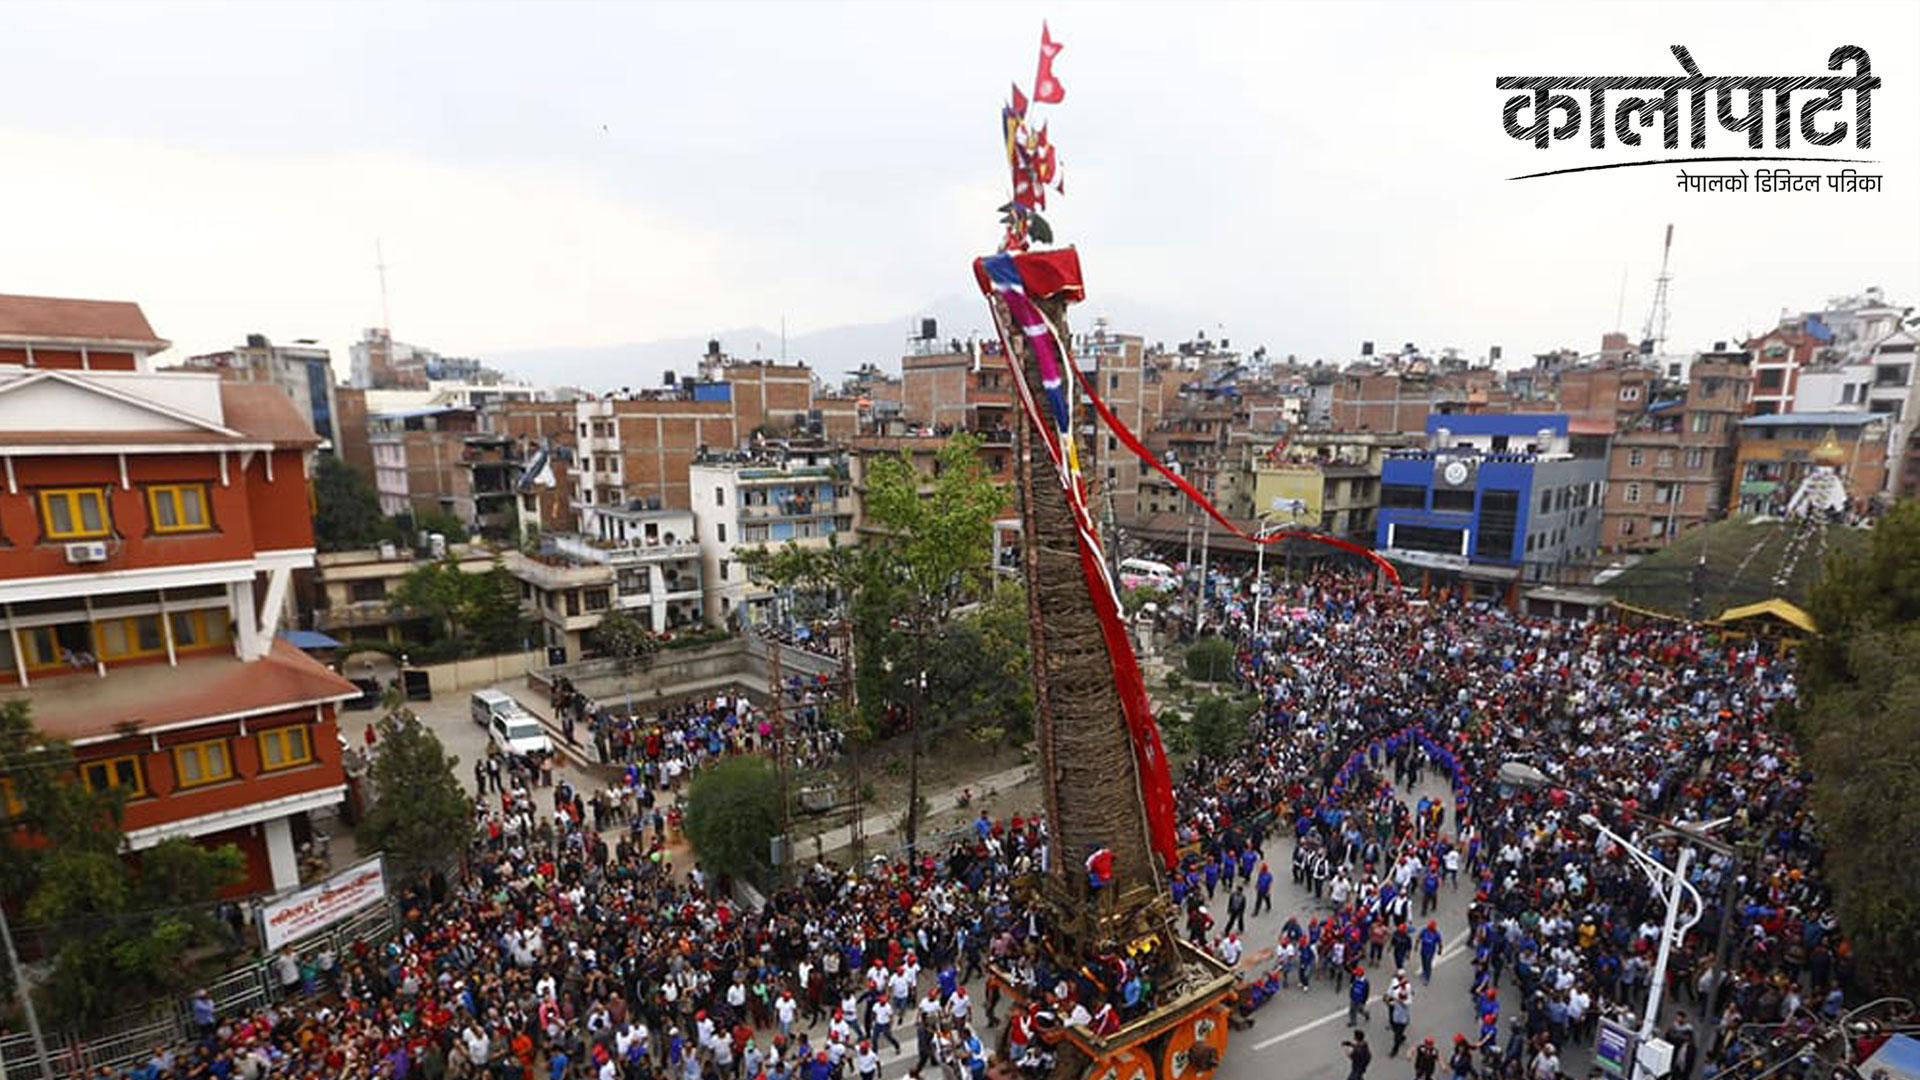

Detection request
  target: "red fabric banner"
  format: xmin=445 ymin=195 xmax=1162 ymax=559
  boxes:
xmin=1066 ymin=361 xmax=1404 ymax=588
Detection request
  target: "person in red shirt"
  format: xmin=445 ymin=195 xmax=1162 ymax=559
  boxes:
xmin=1086 ymin=847 xmax=1115 ymax=892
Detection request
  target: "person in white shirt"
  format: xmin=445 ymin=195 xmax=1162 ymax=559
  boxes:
xmin=947 ymin=987 xmax=971 ymax=1026
xmin=872 ymin=998 xmax=902 ymax=1053
xmin=776 ymin=990 xmax=799 ymax=1036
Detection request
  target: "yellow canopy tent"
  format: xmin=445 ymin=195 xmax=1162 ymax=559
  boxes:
xmin=1712 ymin=598 xmax=1816 ymax=639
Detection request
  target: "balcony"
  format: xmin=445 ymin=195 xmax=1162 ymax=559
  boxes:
xmin=739 ymin=498 xmax=837 ymax=520
xmin=551 ymin=533 xmax=701 ymax=564
xmin=314 ymin=601 xmax=406 ymax=631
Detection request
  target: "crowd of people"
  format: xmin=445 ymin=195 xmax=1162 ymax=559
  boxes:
xmin=84 ymin=563 xmax=1859 ymax=1080
xmin=1171 ymin=565 xmax=1849 ymax=1080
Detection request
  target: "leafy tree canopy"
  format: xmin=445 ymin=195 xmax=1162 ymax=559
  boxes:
xmin=1 ymin=701 xmax=244 ymax=1029
xmin=312 ymin=455 xmax=400 ymax=552
xmin=356 ymin=697 xmax=473 ymax=872
xmin=1796 ymin=502 xmax=1920 ymax=994
xmin=1184 ymin=636 xmax=1237 ymax=683
xmin=683 ymin=754 xmax=782 ymax=884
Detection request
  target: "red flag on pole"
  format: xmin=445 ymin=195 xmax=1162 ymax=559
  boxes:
xmin=1010 ymin=82 xmax=1030 ymax=119
xmin=1033 ymin=22 xmax=1064 ymax=103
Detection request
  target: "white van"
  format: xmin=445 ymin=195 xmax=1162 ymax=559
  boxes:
xmin=471 ymin=689 xmax=519 ymax=728
xmin=1119 ymin=558 xmax=1179 ymax=592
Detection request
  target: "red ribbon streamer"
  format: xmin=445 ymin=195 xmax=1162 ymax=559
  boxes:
xmin=1066 ymin=363 xmax=1403 ymax=589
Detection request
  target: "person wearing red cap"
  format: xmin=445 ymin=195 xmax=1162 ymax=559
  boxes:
xmin=1448 ymin=1035 xmax=1474 ymax=1080
xmin=1414 ymin=1036 xmax=1438 ymax=1080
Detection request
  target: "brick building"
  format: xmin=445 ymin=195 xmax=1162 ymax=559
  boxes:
xmin=0 ymin=294 xmax=357 ymax=897
xmin=1599 ymin=351 xmax=1750 ymax=552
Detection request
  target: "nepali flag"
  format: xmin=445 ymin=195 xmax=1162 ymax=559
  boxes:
xmin=1033 ymin=23 xmax=1065 ymax=104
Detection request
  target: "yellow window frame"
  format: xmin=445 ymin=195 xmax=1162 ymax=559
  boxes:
xmin=173 ymin=740 xmax=231 ymax=788
xmin=94 ymin=615 xmax=167 ymax=660
xmin=146 ymin=483 xmax=212 ymax=534
xmin=19 ymin=627 xmax=66 ymax=671
xmin=82 ymin=754 xmax=147 ymax=798
xmin=169 ymin=610 xmax=232 ymax=653
xmin=39 ymin=487 xmax=112 ymax=540
xmin=257 ymin=726 xmax=313 ymax=771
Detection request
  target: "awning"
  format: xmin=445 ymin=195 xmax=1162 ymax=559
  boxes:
xmin=279 ymin=630 xmax=345 ymax=650
xmin=1713 ymin=598 xmax=1815 ymax=634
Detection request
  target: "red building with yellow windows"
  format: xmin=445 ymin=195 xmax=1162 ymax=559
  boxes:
xmin=0 ymin=294 xmax=359 ymax=896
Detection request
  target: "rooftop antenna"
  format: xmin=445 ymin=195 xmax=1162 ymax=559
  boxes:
xmin=1640 ymin=224 xmax=1674 ymax=354
xmin=376 ymin=238 xmax=393 ymax=334
xmin=1614 ymin=265 xmax=1629 ymax=332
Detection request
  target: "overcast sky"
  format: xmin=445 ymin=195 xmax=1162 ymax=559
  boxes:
xmin=2 ymin=0 xmax=1915 ymax=384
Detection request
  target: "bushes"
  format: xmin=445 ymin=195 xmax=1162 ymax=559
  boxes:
xmin=683 ymin=755 xmax=782 ymax=884
xmin=1184 ymin=636 xmax=1237 ymax=683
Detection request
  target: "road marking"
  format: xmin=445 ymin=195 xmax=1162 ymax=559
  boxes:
xmin=1250 ymin=944 xmax=1468 ymax=1051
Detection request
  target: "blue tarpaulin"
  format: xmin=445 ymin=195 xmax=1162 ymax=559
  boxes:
xmin=280 ymin=630 xmax=344 ymax=650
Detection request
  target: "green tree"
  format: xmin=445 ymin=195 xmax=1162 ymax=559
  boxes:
xmin=1797 ymin=502 xmax=1920 ymax=994
xmin=1184 ymin=636 xmax=1237 ymax=683
xmin=312 ymin=454 xmax=397 ymax=552
xmin=1189 ymin=694 xmax=1254 ymax=760
xmin=465 ymin=558 xmax=526 ymax=654
xmin=390 ymin=557 xmax=474 ymax=645
xmin=683 ymin=754 xmax=782 ymax=884
xmin=412 ymin=508 xmax=469 ymax=544
xmin=356 ymin=697 xmax=473 ymax=871
xmin=859 ymin=435 xmax=1007 ymax=852
xmin=590 ymin=609 xmax=659 ymax=666
xmin=1 ymin=701 xmax=244 ymax=1029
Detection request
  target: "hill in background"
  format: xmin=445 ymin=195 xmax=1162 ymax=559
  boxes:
xmin=1601 ymin=515 xmax=1867 ymax=621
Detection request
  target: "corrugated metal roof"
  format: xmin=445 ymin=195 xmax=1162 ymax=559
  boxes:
xmin=1739 ymin=411 xmax=1880 ymax=427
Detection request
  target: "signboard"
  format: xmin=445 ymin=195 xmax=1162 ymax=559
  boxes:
xmin=1380 ymin=547 xmax=1470 ymax=572
xmin=1595 ymin=1020 xmax=1636 ymax=1080
xmin=259 ymin=857 xmax=387 ymax=952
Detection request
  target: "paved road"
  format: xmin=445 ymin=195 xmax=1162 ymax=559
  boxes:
xmin=1207 ymin=774 xmax=1497 ymax=1080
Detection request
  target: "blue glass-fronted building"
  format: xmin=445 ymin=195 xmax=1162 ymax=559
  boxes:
xmin=1374 ymin=414 xmax=1608 ymax=599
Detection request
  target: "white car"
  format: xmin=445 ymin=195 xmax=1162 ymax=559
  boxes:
xmin=489 ymin=710 xmax=553 ymax=758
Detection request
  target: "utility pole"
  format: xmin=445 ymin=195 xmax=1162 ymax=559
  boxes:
xmin=0 ymin=903 xmax=55 ymax=1080
xmin=1194 ymin=514 xmax=1212 ymax=638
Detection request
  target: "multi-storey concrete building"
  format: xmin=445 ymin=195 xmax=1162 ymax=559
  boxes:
xmin=0 ymin=294 xmax=358 ymax=896
xmin=1248 ymin=431 xmax=1421 ymax=541
xmin=549 ymin=516 xmax=703 ymax=636
xmin=1375 ymin=415 xmax=1608 ymax=599
xmin=174 ymin=334 xmax=342 ymax=455
xmin=689 ymin=448 xmax=852 ymax=627
xmin=1599 ymin=350 xmax=1750 ymax=552
xmin=309 ymin=542 xmax=498 ymax=644
xmin=368 ymin=406 xmax=482 ymax=519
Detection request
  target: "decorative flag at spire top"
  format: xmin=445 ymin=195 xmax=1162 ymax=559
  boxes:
xmin=1034 ymin=22 xmax=1065 ymax=103
xmin=997 ymin=22 xmax=1066 ymax=252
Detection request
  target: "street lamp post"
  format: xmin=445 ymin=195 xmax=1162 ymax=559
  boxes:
xmin=1251 ymin=498 xmax=1307 ymax=649
xmin=1498 ymin=762 xmax=1733 ymax=1080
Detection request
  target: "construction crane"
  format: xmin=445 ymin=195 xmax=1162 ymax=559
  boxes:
xmin=1640 ymin=223 xmax=1675 ymax=357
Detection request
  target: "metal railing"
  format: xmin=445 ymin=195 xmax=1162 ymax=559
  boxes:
xmin=0 ymin=905 xmax=397 ymax=1080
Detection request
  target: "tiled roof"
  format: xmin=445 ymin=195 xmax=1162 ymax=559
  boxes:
xmin=219 ymin=383 xmax=322 ymax=446
xmin=14 ymin=640 xmax=361 ymax=744
xmin=0 ymin=294 xmax=167 ymax=347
